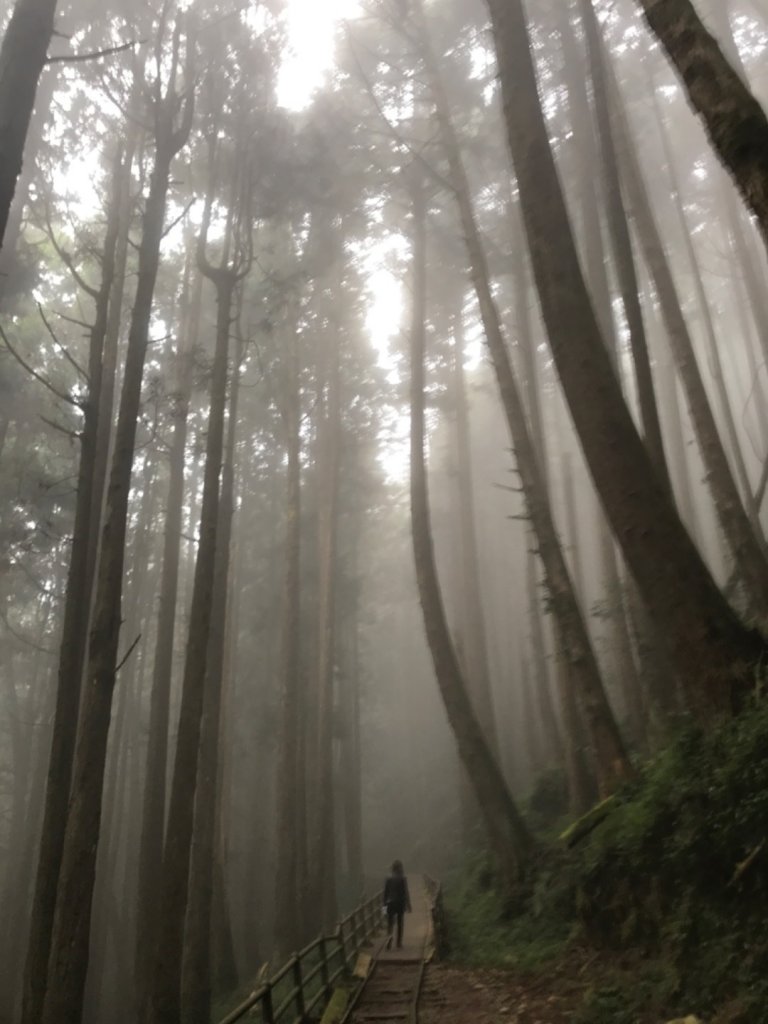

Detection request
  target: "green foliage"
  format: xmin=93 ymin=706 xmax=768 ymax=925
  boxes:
xmin=574 ymin=699 xmax=768 ymax=1017
xmin=524 ymin=766 xmax=570 ymax=833
xmin=444 ymin=701 xmax=768 ymax=1020
xmin=443 ymin=852 xmax=572 ymax=970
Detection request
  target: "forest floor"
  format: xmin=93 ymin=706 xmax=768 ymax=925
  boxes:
xmin=419 ymin=949 xmax=664 ymax=1024
xmin=420 ymin=961 xmax=578 ymax=1023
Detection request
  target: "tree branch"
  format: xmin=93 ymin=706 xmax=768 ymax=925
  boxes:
xmin=0 ymin=326 xmax=82 ymax=408
xmin=116 ymin=633 xmax=142 ymax=673
xmin=47 ymin=40 xmax=140 ymax=66
xmin=38 ymin=304 xmax=89 ymax=382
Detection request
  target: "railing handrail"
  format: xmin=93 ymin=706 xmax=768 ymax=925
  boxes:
xmin=423 ymin=874 xmax=448 ymax=960
xmin=217 ymin=892 xmax=383 ymax=1024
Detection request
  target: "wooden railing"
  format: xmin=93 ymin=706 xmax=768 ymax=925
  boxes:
xmin=423 ymin=874 xmax=448 ymax=960
xmin=218 ymin=892 xmax=383 ymax=1024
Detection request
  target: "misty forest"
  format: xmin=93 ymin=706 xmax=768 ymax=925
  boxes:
xmin=3 ymin=0 xmax=768 ymax=1021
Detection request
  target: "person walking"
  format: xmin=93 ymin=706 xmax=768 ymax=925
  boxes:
xmin=382 ymin=860 xmax=412 ymax=949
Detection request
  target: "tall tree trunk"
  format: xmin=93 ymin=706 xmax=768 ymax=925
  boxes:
xmin=0 ymin=64 xmax=56 ymax=305
xmin=408 ymin=171 xmax=532 ymax=888
xmin=0 ymin=0 xmax=58 ymax=249
xmin=512 ymin=245 xmax=566 ymax=773
xmin=415 ymin=0 xmax=633 ymax=793
xmin=452 ymin=309 xmax=499 ymax=750
xmin=652 ymin=82 xmax=764 ymax=544
xmin=485 ymin=0 xmax=765 ymax=713
xmin=609 ymin=61 xmax=768 ymax=624
xmin=149 ymin=234 xmax=237 ymax=1024
xmin=525 ymin=551 xmax=565 ymax=770
xmin=135 ymin=241 xmax=199 ymax=1019
xmin=273 ymin=313 xmax=305 ymax=956
xmin=310 ymin=320 xmax=342 ymax=934
xmin=636 ymin=0 xmax=768 ymax=251
xmin=180 ymin=313 xmax=244 ymax=1024
xmin=87 ymin=101 xmax=142 ymax=602
xmin=339 ymin=559 xmax=363 ymax=897
xmin=21 ymin=142 xmax=122 ymax=1024
xmin=579 ymin=0 xmax=670 ymax=487
xmin=40 ymin=29 xmax=193 ymax=1023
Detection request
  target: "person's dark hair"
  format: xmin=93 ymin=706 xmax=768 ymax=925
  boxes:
xmin=391 ymin=859 xmax=404 ymax=875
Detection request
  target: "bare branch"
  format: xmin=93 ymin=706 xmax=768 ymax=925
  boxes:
xmin=41 ymin=204 xmax=100 ymax=299
xmin=39 ymin=415 xmax=80 ymax=441
xmin=47 ymin=40 xmax=141 ymax=66
xmin=0 ymin=326 xmax=82 ymax=408
xmin=162 ymin=198 xmax=196 ymax=239
xmin=0 ymin=608 xmax=54 ymax=655
xmin=55 ymin=311 xmax=94 ymax=332
xmin=116 ymin=633 xmax=142 ymax=673
xmin=38 ymin=304 xmax=89 ymax=382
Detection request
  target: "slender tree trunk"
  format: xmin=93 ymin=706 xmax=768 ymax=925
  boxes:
xmin=636 ymin=0 xmax=768 ymax=251
xmin=273 ymin=315 xmax=305 ymax=956
xmin=149 ymin=252 xmax=235 ymax=1024
xmin=40 ymin=33 xmax=193 ymax=1022
xmin=339 ymin=569 xmax=363 ymax=896
xmin=135 ymin=243 xmax=199 ymax=1018
xmin=0 ymin=0 xmax=58 ymax=249
xmin=652 ymin=83 xmax=764 ymax=545
xmin=485 ymin=0 xmax=765 ymax=712
xmin=512 ymin=245 xmax=566 ymax=773
xmin=21 ymin=143 xmax=122 ymax=1024
xmin=579 ymin=0 xmax=670 ymax=487
xmin=610 ymin=64 xmax=768 ymax=624
xmin=408 ymin=171 xmax=532 ymax=887
xmin=87 ymin=107 xmax=142 ymax=600
xmin=180 ymin=314 xmax=244 ymax=1024
xmin=452 ymin=309 xmax=499 ymax=750
xmin=310 ymin=323 xmax=342 ymax=933
xmin=525 ymin=551 xmax=564 ymax=769
xmin=415 ymin=0 xmax=633 ymax=792
xmin=0 ymin=64 xmax=56 ymax=304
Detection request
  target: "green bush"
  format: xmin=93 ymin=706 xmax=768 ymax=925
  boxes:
xmin=443 ymin=700 xmax=768 ymax=1020
xmin=442 ymin=851 xmax=573 ymax=970
xmin=572 ymin=699 xmax=768 ymax=1016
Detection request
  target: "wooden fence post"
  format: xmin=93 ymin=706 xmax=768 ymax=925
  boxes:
xmin=293 ymin=955 xmax=305 ymax=1021
xmin=320 ymin=937 xmax=330 ymax=997
xmin=262 ymin=985 xmax=275 ymax=1024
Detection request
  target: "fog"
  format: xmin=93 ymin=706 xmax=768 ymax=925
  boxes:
xmin=1 ymin=0 xmax=768 ymax=1021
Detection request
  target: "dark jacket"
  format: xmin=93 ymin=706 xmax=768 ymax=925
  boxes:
xmin=383 ymin=874 xmax=411 ymax=913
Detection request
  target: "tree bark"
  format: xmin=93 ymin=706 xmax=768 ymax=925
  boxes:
xmin=309 ymin=307 xmax=342 ymax=935
xmin=180 ymin=318 xmax=243 ymax=1024
xmin=609 ymin=62 xmax=768 ymax=626
xmin=636 ymin=0 xmax=768 ymax=252
xmin=652 ymin=81 xmax=765 ymax=546
xmin=21 ymin=142 xmax=122 ymax=1024
xmin=579 ymin=0 xmax=670 ymax=489
xmin=149 ymin=195 xmax=238 ymax=1022
xmin=134 ymin=238 xmax=199 ymax=1020
xmin=451 ymin=308 xmax=499 ymax=751
xmin=485 ymin=0 xmax=766 ymax=712
xmin=0 ymin=0 xmax=58 ymax=250
xmin=273 ymin=309 xmax=306 ymax=956
xmin=415 ymin=0 xmax=633 ymax=793
xmin=408 ymin=171 xmax=532 ymax=887
xmin=0 ymin=64 xmax=56 ymax=305
xmin=40 ymin=28 xmax=193 ymax=1023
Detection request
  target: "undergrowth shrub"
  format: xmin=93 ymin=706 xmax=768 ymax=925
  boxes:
xmin=444 ymin=699 xmax=768 ymax=1020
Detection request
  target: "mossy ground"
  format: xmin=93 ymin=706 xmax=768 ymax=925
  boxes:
xmin=442 ymin=699 xmax=768 ymax=1023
